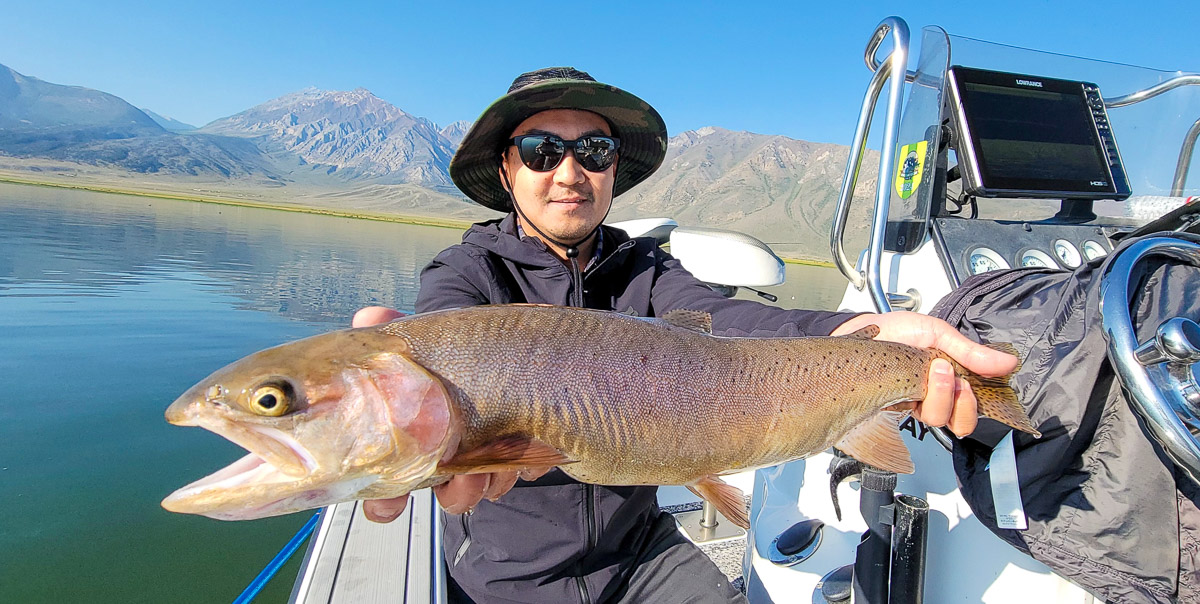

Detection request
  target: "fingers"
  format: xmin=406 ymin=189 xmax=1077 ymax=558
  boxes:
xmin=352 ymin=306 xmax=406 ymax=328
xmin=915 ymin=358 xmax=956 ymax=428
xmin=363 ymin=495 xmax=410 ymax=523
xmin=948 ymin=378 xmax=979 ymax=437
xmin=433 ymin=474 xmax=490 ymax=514
xmin=914 ymin=360 xmax=979 ymax=438
xmin=518 ymin=466 xmax=552 ymax=482
xmin=932 ymin=326 xmax=1018 ymax=377
xmin=396 ymin=469 xmax=542 ymax=517
xmin=483 ymin=471 xmax=519 ymax=502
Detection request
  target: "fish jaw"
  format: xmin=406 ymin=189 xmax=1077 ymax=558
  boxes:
xmin=161 ymin=452 xmax=369 ymax=520
xmin=162 ymin=332 xmax=459 ymax=520
xmin=160 ymin=452 xmax=428 ymax=521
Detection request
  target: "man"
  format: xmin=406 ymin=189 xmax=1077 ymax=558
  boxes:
xmin=355 ymin=67 xmax=1015 ymax=603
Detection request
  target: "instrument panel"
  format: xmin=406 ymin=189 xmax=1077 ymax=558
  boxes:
xmin=934 ymin=217 xmax=1115 ymax=281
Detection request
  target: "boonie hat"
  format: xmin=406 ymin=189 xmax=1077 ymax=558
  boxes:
xmin=450 ymin=67 xmax=668 ymax=212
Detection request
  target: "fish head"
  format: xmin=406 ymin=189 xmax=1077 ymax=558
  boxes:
xmin=162 ymin=328 xmax=456 ymax=520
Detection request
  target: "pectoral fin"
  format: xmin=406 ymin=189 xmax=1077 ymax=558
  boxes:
xmin=833 ymin=411 xmax=915 ymax=474
xmin=687 ymin=475 xmax=750 ymax=529
xmin=437 ymin=436 xmax=576 ymax=475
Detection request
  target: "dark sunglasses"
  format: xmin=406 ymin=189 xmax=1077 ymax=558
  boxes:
xmin=510 ymin=135 xmax=620 ymax=172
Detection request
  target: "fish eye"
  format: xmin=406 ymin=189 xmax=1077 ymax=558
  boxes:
xmin=248 ymin=381 xmax=293 ymax=417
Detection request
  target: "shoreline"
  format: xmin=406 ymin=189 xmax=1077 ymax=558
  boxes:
xmin=0 ymin=174 xmax=835 ymax=267
xmin=0 ymin=174 xmax=474 ymax=231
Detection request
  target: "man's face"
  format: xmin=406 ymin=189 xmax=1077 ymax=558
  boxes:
xmin=501 ymin=109 xmax=616 ymax=244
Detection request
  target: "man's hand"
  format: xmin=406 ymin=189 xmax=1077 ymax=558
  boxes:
xmin=351 ymin=306 xmax=543 ymax=523
xmin=830 ymin=311 xmax=1018 ymax=438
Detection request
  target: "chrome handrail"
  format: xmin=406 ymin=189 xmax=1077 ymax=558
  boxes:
xmin=831 ymin=56 xmax=892 ymax=291
xmin=1173 ymin=117 xmax=1200 ymax=196
xmin=865 ymin=24 xmax=917 ymax=83
xmin=1104 ymin=74 xmax=1200 ymax=108
xmin=832 ymin=17 xmax=912 ymax=313
xmin=867 ymin=17 xmax=911 ymax=313
xmin=1104 ymin=73 xmax=1200 ymax=198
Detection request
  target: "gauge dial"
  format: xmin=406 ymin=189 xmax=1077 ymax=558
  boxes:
xmin=1082 ymin=240 xmax=1108 ymax=261
xmin=1020 ymin=249 xmax=1057 ymax=268
xmin=1054 ymin=240 xmax=1082 ymax=268
xmin=967 ymin=247 xmax=1010 ymax=275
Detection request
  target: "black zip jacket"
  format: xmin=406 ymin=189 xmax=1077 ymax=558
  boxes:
xmin=415 ymin=213 xmax=855 ymax=603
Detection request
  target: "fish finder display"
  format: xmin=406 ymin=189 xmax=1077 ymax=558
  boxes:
xmin=948 ymin=66 xmax=1131 ymax=200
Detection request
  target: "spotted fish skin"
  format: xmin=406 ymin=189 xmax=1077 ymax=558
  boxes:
xmin=387 ymin=306 xmax=924 ymax=484
xmin=163 ymin=304 xmax=1038 ymax=522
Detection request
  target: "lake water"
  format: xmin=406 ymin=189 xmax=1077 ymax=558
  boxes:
xmin=0 ymin=181 xmax=846 ymax=603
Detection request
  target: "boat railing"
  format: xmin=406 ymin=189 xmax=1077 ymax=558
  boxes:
xmin=829 ymin=16 xmax=917 ymax=313
xmin=1104 ymin=74 xmax=1200 ymax=196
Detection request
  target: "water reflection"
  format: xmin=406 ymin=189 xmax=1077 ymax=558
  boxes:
xmin=0 ymin=182 xmax=463 ymax=319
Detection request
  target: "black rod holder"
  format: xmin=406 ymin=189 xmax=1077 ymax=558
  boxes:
xmin=889 ymin=494 xmax=930 ymax=604
xmin=853 ymin=468 xmax=897 ymax=604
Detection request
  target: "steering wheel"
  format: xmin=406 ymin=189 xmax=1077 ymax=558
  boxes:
xmin=1100 ymin=236 xmax=1200 ymax=483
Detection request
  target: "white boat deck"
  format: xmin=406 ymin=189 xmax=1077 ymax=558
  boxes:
xmin=286 ymin=485 xmax=747 ymax=604
xmin=289 ymin=490 xmax=445 ymax=604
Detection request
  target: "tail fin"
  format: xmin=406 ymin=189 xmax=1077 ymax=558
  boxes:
xmin=939 ymin=344 xmax=1041 ymax=438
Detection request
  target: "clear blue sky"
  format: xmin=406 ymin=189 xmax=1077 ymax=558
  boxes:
xmin=2 ymin=1 xmax=1196 ymax=145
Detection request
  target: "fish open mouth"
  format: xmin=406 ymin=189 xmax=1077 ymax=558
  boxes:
xmin=162 ymin=418 xmax=320 ymax=516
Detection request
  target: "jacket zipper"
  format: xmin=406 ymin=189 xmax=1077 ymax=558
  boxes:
xmin=453 ymin=511 xmax=472 ymax=565
xmin=573 ymin=239 xmax=636 ymax=308
xmin=575 ymin=485 xmax=596 ymax=604
xmin=583 ymin=240 xmax=637 ymax=279
xmin=570 ymin=256 xmax=585 ymax=307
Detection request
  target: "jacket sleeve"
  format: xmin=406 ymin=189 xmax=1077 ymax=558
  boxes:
xmin=414 ymin=247 xmax=492 ymax=314
xmin=648 ymin=248 xmax=860 ymax=337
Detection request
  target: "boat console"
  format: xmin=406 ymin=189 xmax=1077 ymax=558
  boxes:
xmin=749 ymin=17 xmax=1200 ymax=604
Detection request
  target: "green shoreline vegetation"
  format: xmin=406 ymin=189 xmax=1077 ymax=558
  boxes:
xmin=0 ymin=173 xmax=835 ymax=268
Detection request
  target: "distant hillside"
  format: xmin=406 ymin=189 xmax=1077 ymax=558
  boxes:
xmin=200 ymin=88 xmax=456 ymax=189
xmin=0 ymin=63 xmax=162 ymax=136
xmin=0 ymin=63 xmax=874 ymax=260
xmin=617 ymin=127 xmax=877 ymax=260
xmin=141 ymin=108 xmax=196 ymax=131
xmin=0 ymin=63 xmax=281 ymax=181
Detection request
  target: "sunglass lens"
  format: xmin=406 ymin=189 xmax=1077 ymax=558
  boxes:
xmin=517 ymin=136 xmax=565 ymax=171
xmin=577 ymin=137 xmax=617 ymax=172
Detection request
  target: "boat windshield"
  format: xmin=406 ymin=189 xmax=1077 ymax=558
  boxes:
xmin=882 ymin=29 xmax=1200 ymax=237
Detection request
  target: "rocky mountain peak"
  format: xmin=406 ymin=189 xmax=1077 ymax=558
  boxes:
xmin=199 ymin=88 xmax=454 ymax=187
xmin=439 ymin=120 xmax=472 ymax=148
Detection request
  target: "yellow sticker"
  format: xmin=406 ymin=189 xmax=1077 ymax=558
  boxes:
xmin=894 ymin=140 xmax=928 ymax=200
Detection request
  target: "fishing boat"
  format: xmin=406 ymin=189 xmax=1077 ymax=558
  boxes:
xmin=281 ymin=16 xmax=1200 ymax=604
xmin=745 ymin=17 xmax=1200 ymax=604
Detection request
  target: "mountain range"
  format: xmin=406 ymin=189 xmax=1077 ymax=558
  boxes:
xmin=0 ymin=62 xmax=875 ymax=261
xmin=200 ymin=88 xmax=457 ymax=190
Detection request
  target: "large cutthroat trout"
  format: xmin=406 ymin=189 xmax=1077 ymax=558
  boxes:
xmin=163 ymin=304 xmax=1039 ymax=525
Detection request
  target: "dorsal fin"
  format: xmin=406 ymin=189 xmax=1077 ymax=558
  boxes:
xmin=661 ymin=309 xmax=713 ymax=334
xmin=840 ymin=325 xmax=880 ymax=340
